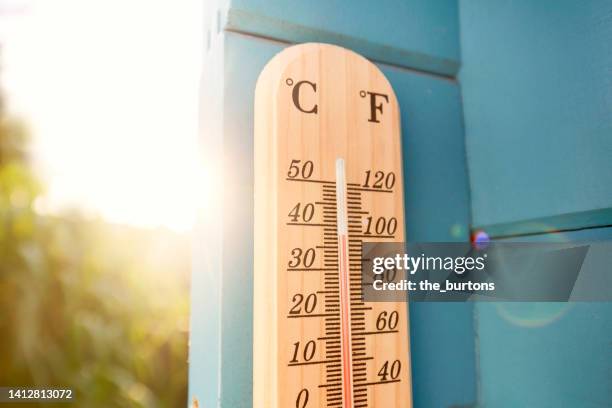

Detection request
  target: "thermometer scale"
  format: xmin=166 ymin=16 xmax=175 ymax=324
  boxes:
xmin=254 ymin=43 xmax=412 ymax=408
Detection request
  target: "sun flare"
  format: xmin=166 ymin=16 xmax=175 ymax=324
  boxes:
xmin=1 ymin=0 xmax=204 ymax=231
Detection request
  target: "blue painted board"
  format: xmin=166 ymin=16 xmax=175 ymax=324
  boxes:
xmin=379 ymin=65 xmax=471 ymax=243
xmin=477 ymin=302 xmax=612 ymax=407
xmin=189 ymin=31 xmax=474 ymax=407
xmin=476 ymin=226 xmax=612 ymax=407
xmin=380 ymin=64 xmax=476 ymax=408
xmin=476 ymin=208 xmax=612 ymax=239
xmin=409 ymin=303 xmax=477 ymax=408
xmin=218 ymin=0 xmax=460 ymax=76
xmin=459 ymin=0 xmax=612 ymax=236
xmin=189 ymin=32 xmax=285 ymax=408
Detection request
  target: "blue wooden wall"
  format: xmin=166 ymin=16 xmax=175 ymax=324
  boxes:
xmin=222 ymin=0 xmax=460 ymax=76
xmin=190 ymin=1 xmax=476 ymax=407
xmin=191 ymin=1 xmax=612 ymax=407
xmin=460 ymin=1 xmax=612 ymax=407
xmin=477 ymin=227 xmax=612 ymax=407
xmin=460 ymin=0 xmax=612 ymax=237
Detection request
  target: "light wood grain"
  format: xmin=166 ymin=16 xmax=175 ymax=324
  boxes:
xmin=254 ymin=43 xmax=412 ymax=408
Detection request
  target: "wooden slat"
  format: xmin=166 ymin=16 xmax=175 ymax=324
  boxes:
xmin=221 ymin=0 xmax=460 ymax=76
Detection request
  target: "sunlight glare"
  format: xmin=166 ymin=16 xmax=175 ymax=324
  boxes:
xmin=1 ymin=0 xmax=204 ymax=232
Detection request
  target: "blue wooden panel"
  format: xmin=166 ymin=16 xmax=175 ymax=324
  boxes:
xmin=380 ymin=64 xmax=476 ymax=408
xmin=379 ymin=66 xmax=471 ymax=243
xmin=189 ymin=31 xmax=474 ymax=407
xmin=476 ymin=208 xmax=612 ymax=239
xmin=477 ymin=302 xmax=612 ymax=407
xmin=476 ymin=226 xmax=612 ymax=407
xmin=189 ymin=32 xmax=285 ymax=408
xmin=409 ymin=303 xmax=476 ymax=408
xmin=220 ymin=0 xmax=460 ymax=76
xmin=459 ymin=0 xmax=612 ymax=236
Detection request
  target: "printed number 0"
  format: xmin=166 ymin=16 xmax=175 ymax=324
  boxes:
xmin=295 ymin=388 xmax=309 ymax=408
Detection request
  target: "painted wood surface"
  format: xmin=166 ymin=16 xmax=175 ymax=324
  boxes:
xmin=476 ymin=226 xmax=612 ymax=407
xmin=460 ymin=0 xmax=612 ymax=236
xmin=212 ymin=0 xmax=460 ymax=76
xmin=189 ymin=31 xmax=474 ymax=408
xmin=254 ymin=43 xmax=411 ymax=408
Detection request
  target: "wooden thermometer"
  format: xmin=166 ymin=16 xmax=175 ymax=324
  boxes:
xmin=254 ymin=43 xmax=412 ymax=408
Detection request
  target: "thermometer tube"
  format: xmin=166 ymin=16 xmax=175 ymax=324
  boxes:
xmin=336 ymin=158 xmax=354 ymax=407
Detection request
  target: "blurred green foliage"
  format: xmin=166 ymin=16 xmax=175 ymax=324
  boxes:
xmin=0 ymin=88 xmax=190 ymax=406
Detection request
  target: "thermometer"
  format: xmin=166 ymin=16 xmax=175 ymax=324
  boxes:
xmin=254 ymin=43 xmax=412 ymax=408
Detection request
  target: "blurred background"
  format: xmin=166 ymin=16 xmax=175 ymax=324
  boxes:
xmin=0 ymin=0 xmax=203 ymax=406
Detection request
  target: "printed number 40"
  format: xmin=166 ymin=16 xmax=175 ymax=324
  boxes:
xmin=378 ymin=360 xmax=401 ymax=382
